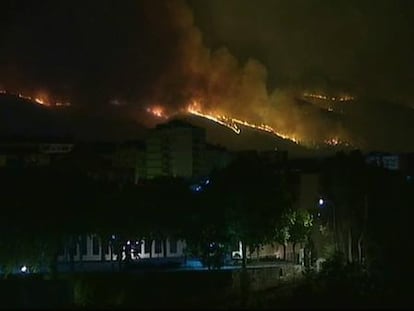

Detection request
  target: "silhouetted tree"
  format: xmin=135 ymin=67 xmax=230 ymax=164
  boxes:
xmin=287 ymin=209 xmax=313 ymax=264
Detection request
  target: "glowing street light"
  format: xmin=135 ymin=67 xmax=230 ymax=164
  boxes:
xmin=20 ymin=265 xmax=28 ymax=273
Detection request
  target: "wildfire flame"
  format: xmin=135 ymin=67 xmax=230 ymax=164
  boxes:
xmin=0 ymin=89 xmax=71 ymax=107
xmin=35 ymin=97 xmax=49 ymax=106
xmin=324 ymin=137 xmax=340 ymax=146
xmin=303 ymin=93 xmax=354 ymax=102
xmin=18 ymin=93 xmax=32 ymax=101
xmin=146 ymin=106 xmax=168 ymax=119
xmin=186 ymin=100 xmax=300 ymax=143
xmin=146 ymin=100 xmax=351 ymax=147
xmin=186 ymin=101 xmax=241 ymax=134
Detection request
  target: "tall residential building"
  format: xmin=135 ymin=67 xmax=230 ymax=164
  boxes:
xmin=146 ymin=120 xmax=207 ymax=179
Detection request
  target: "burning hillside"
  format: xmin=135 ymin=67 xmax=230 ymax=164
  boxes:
xmin=0 ymin=89 xmax=71 ymax=108
xmin=143 ymin=1 xmax=353 ymax=149
xmin=2 ymin=1 xmax=414 ymax=152
xmin=146 ymin=99 xmax=350 ymax=147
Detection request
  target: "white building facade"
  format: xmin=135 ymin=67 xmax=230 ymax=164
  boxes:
xmin=57 ymin=235 xmax=187 ymax=263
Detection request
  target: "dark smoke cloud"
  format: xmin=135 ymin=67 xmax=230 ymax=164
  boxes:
xmin=145 ymin=0 xmax=414 ymax=152
xmin=145 ymin=1 xmax=350 ymax=145
xmin=190 ymin=0 xmax=414 ymax=103
xmin=132 ymin=0 xmax=414 ymax=150
xmin=1 ymin=0 xmax=414 ymax=151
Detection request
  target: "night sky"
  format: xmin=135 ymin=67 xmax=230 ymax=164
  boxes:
xmin=192 ymin=0 xmax=414 ymax=103
xmin=1 ymin=0 xmax=414 ymax=151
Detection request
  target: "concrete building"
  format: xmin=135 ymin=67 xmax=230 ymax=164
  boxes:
xmin=57 ymin=235 xmax=186 ymax=263
xmin=146 ymin=120 xmax=207 ymax=179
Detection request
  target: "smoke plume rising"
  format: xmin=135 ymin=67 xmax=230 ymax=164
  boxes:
xmin=2 ymin=0 xmax=414 ymax=151
xmin=146 ymin=0 xmax=350 ymax=146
